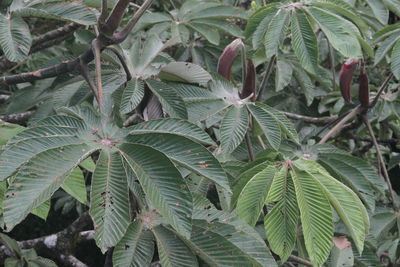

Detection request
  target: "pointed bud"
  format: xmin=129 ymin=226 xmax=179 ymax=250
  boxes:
xmin=217 ymin=38 xmax=244 ymax=80
xmin=240 ymin=59 xmax=256 ymax=102
xmin=339 ymin=58 xmax=359 ymax=104
xmin=358 ymin=68 xmax=369 ymax=107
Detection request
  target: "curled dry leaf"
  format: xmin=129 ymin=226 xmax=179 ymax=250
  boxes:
xmin=358 ymin=68 xmax=369 ymax=107
xmin=217 ymin=38 xmax=244 ymax=80
xmin=339 ymin=59 xmax=359 ymax=104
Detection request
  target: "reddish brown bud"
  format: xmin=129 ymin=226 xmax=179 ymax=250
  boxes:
xmin=339 ymin=58 xmax=359 ymax=104
xmin=358 ymin=68 xmax=369 ymax=107
xmin=217 ymin=38 xmax=243 ymax=80
xmin=240 ymin=59 xmax=256 ymax=102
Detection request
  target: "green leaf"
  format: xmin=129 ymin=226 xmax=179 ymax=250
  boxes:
xmin=291 ymin=10 xmax=318 ymax=74
xmin=0 ymin=14 xmax=32 ymax=62
xmin=0 ymin=125 xmax=85 ymax=181
xmin=3 ymin=144 xmax=94 ymax=231
xmin=113 ymin=220 xmax=155 ymax=267
xmin=15 ymin=1 xmax=98 ymax=25
xmin=0 ymin=233 xmax=21 ymax=255
xmin=153 ymin=225 xmax=198 ymax=267
xmin=120 ymin=79 xmax=145 ymax=115
xmin=125 ymin=133 xmax=230 ymax=191
xmin=305 ymin=6 xmax=362 ymax=58
xmin=264 ymin=9 xmax=290 ymax=59
xmin=187 ymin=22 xmax=220 ymax=45
xmin=89 ymin=151 xmax=130 ymax=252
xmin=146 ymin=79 xmax=188 ymax=119
xmin=0 ymin=121 xmax=25 ymax=146
xmin=366 ymin=0 xmax=389 ymax=25
xmin=31 ymin=200 xmax=50 ymax=221
xmin=187 ymin=219 xmax=275 ymax=267
xmin=275 ymin=59 xmax=293 ymax=91
xmin=247 ymin=104 xmax=281 ymax=151
xmin=317 ymin=152 xmax=382 ymax=211
xmin=374 ymin=32 xmax=400 ymax=66
xmin=295 ymin=159 xmax=368 ymax=253
xmin=391 ymin=40 xmax=400 ymax=79
xmin=231 ymin=160 xmax=272 ymax=209
xmin=184 ymin=4 xmax=247 ymax=20
xmin=291 ymin=163 xmax=333 ymax=266
xmin=264 ymin=165 xmax=299 ymax=262
xmin=159 ymin=62 xmax=212 ymax=86
xmin=220 ymin=106 xmax=249 ymax=154
xmin=257 ymin=103 xmax=299 ymax=143
xmin=120 ymin=144 xmax=193 ymax=238
xmin=62 ymin=167 xmax=87 ymax=204
xmin=383 ymin=0 xmax=400 ymax=17
xmin=0 ymin=181 xmax=6 ymax=215
xmin=236 ymin=166 xmax=275 ymax=226
xmin=245 ymin=3 xmax=279 ymax=49
xmin=191 ymin=19 xmax=243 ymax=38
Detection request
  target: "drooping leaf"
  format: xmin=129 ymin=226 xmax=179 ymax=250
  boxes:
xmin=62 ymin=167 xmax=87 ymax=204
xmin=220 ymin=106 xmax=249 ymax=154
xmin=3 ymin=144 xmax=94 ymax=230
xmin=247 ymin=104 xmax=281 ymax=150
xmin=89 ymin=151 xmax=130 ymax=252
xmin=264 ymin=9 xmax=290 ymax=59
xmin=290 ymin=10 xmax=318 ymax=74
xmin=264 ymin=165 xmax=299 ymax=263
xmin=120 ymin=144 xmax=193 ymax=238
xmin=146 ymin=79 xmax=188 ymax=119
xmin=120 ymin=79 xmax=145 ymax=115
xmin=113 ymin=220 xmax=155 ymax=267
xmin=153 ymin=225 xmax=198 ymax=267
xmin=291 ymin=164 xmax=333 ymax=266
xmin=0 ymin=14 xmax=32 ymax=62
xmin=15 ymin=0 xmax=98 ymax=25
xmin=390 ymin=40 xmax=400 ymax=79
xmin=159 ymin=62 xmax=212 ymax=86
xmin=237 ymin=166 xmax=276 ymax=226
xmin=125 ymin=133 xmax=230 ymax=190
xmin=127 ymin=118 xmax=215 ymax=145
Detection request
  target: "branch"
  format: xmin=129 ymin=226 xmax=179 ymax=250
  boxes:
xmin=0 ymin=213 xmax=92 ymax=265
xmin=114 ymin=0 xmax=156 ymax=42
xmin=0 ymin=111 xmax=35 ymax=123
xmin=0 ymin=23 xmax=81 ymax=73
xmin=362 ymin=115 xmax=399 ymax=211
xmin=283 ymin=111 xmax=338 ymax=124
xmin=103 ymin=0 xmax=130 ymax=36
xmin=318 ymin=106 xmax=363 ymax=144
xmin=92 ymin=39 xmax=104 ymax=108
xmin=288 ymin=255 xmax=313 ymax=267
xmin=369 ymin=73 xmax=394 ymax=108
xmin=79 ymin=61 xmax=100 ymax=104
xmin=256 ymin=55 xmax=276 ymax=101
xmin=107 ymin=47 xmax=132 ymax=81
xmin=0 ymin=0 xmax=155 ymax=87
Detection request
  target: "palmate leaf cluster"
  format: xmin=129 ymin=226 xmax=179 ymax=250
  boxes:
xmin=0 ymin=0 xmax=399 ymax=266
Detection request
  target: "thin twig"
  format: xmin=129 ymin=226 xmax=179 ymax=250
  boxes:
xmin=327 ymin=41 xmax=336 ymax=92
xmin=257 ymin=136 xmax=266 ymax=149
xmin=256 ymin=56 xmax=276 ymax=101
xmin=288 ymin=255 xmax=313 ymax=267
xmin=129 ymin=2 xmax=152 ymax=13
xmin=114 ymin=0 xmax=156 ymax=42
xmin=107 ymin=47 xmax=132 ymax=81
xmin=79 ymin=61 xmax=100 ymax=105
xmin=370 ymin=73 xmax=394 ymax=108
xmin=245 ymin=132 xmax=255 ymax=161
xmin=283 ymin=111 xmax=338 ymax=124
xmin=92 ymin=40 xmax=103 ymax=108
xmin=362 ymin=115 xmax=399 ymax=211
xmin=318 ymin=106 xmax=363 ymax=144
